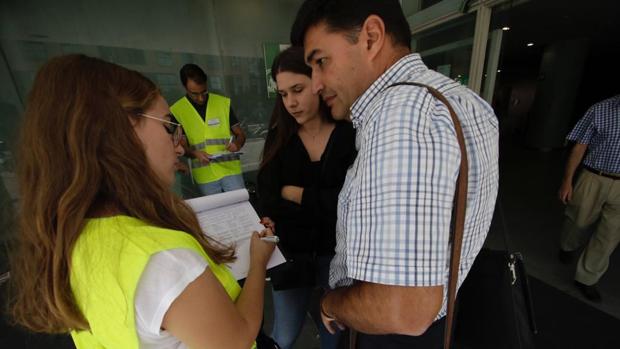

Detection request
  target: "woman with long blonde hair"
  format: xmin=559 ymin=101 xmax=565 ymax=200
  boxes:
xmin=10 ymin=54 xmax=274 ymax=349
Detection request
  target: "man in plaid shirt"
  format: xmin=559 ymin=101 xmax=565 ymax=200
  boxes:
xmin=291 ymin=0 xmax=499 ymax=347
xmin=558 ymin=94 xmax=620 ymax=302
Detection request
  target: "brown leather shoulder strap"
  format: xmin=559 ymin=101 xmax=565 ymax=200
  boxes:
xmin=387 ymin=82 xmax=468 ymax=349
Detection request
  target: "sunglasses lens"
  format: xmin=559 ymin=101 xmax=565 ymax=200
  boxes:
xmin=173 ymin=127 xmax=182 ymax=146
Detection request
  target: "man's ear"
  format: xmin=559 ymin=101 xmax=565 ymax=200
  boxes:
xmin=360 ymin=15 xmax=386 ymax=62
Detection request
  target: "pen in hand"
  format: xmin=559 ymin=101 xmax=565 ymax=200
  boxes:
xmin=260 ymin=236 xmax=279 ymax=243
xmin=227 ymin=135 xmax=236 ymax=152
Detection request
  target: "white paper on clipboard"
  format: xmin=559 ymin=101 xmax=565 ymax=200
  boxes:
xmin=186 ymin=189 xmax=285 ymax=280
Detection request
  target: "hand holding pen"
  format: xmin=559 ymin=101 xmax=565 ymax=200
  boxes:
xmin=226 ymin=135 xmax=239 ymax=152
xmin=250 ymin=228 xmax=276 ymax=267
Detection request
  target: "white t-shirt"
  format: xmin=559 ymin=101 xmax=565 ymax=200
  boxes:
xmin=134 ymin=248 xmax=208 ymax=349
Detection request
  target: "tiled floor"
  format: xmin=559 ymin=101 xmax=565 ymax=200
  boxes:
xmin=486 ymin=139 xmax=620 ymax=319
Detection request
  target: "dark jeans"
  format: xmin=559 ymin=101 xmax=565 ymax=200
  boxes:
xmin=357 ymin=317 xmax=445 ymax=349
xmin=271 ymin=255 xmax=340 ymax=349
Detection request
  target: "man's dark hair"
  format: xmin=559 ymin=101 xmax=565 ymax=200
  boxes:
xmin=179 ymin=64 xmax=207 ymax=87
xmin=290 ymin=0 xmax=411 ymax=50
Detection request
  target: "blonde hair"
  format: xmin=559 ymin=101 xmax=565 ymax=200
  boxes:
xmin=9 ymin=54 xmax=234 ymax=333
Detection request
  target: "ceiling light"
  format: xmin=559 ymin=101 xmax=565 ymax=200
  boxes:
xmin=502 ymin=26 xmax=510 ymax=31
xmin=497 ymin=69 xmax=501 ymax=73
xmin=527 ymin=42 xmax=534 ymax=47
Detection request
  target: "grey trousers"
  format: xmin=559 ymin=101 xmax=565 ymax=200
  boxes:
xmin=561 ymin=170 xmax=620 ymax=285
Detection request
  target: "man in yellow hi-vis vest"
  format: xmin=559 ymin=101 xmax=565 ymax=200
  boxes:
xmin=171 ymin=64 xmax=246 ymax=196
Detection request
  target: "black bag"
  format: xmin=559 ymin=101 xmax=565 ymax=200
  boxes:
xmin=454 ymin=202 xmax=538 ymax=349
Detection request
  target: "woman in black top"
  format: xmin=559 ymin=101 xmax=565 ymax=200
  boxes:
xmin=258 ymin=46 xmax=356 ymax=349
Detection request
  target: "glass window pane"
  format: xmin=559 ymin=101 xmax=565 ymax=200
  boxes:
xmin=0 ymin=0 xmax=307 ymax=201
xmin=412 ymin=13 xmax=476 ymax=85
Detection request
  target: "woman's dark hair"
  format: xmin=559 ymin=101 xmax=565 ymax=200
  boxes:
xmin=260 ymin=46 xmax=333 ymax=169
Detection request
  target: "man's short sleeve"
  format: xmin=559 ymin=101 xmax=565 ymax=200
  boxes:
xmin=347 ymin=91 xmax=460 ymax=287
xmin=229 ymin=108 xmax=239 ymax=128
xmin=567 ymin=107 xmax=596 ymax=144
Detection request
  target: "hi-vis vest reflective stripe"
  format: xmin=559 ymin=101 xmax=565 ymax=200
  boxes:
xmin=69 ymin=216 xmax=250 ymax=349
xmin=170 ymin=94 xmax=242 ymax=184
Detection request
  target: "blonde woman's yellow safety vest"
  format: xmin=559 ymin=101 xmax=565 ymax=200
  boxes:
xmin=69 ymin=216 xmax=251 ymax=348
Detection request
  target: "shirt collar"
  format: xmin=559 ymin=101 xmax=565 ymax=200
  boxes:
xmin=350 ymin=53 xmax=428 ymax=129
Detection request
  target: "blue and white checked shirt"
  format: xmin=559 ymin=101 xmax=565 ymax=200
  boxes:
xmin=567 ymin=95 xmax=620 ymax=174
xmin=330 ymin=54 xmax=499 ymax=319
